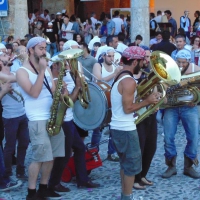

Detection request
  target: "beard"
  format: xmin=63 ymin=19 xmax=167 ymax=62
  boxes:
xmin=133 ymin=62 xmax=141 ymax=74
xmin=181 ymin=62 xmax=190 ymax=75
xmin=34 ymin=52 xmax=46 ymax=63
xmin=2 ymin=60 xmax=13 ymax=67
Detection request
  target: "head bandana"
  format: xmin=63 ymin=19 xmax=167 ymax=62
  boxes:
xmin=175 ymin=49 xmax=191 ymax=61
xmin=101 ymin=46 xmax=115 ymax=56
xmin=26 ymin=37 xmax=46 ymax=51
xmin=122 ymin=46 xmax=146 ymax=60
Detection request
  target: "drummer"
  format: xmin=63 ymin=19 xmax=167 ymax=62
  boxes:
xmin=92 ymin=46 xmax=123 ymax=162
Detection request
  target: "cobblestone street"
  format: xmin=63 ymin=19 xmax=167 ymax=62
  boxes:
xmin=1 ymin=123 xmax=200 ymax=200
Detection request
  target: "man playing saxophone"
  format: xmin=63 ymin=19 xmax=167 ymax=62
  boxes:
xmin=48 ymin=40 xmax=100 ymax=193
xmin=16 ymin=37 xmax=65 ymax=200
xmin=162 ymin=49 xmax=200 ymax=179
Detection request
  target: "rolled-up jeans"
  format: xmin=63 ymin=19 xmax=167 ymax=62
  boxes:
xmin=91 ymin=127 xmax=116 ymax=155
xmin=3 ymin=114 xmax=29 ymax=177
xmin=163 ymin=106 xmax=199 ymax=160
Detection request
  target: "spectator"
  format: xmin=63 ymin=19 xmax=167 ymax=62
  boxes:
xmin=53 ymin=38 xmax=67 ymax=56
xmin=151 ymin=30 xmax=176 ymax=56
xmin=40 ymin=9 xmax=51 ymax=23
xmin=43 ymin=22 xmax=58 ymax=55
xmin=150 ymin=13 xmax=157 ymax=38
xmin=125 ymin=16 xmax=131 ymax=45
xmin=100 ymin=20 xmax=107 ymax=37
xmin=128 ymin=35 xmax=143 ymax=47
xmin=88 ymin=29 xmax=100 ymax=51
xmin=112 ymin=10 xmax=124 ymax=35
xmin=154 ymin=10 xmax=162 ymax=23
xmin=61 ymin=16 xmax=74 ymax=40
xmin=74 ymin=34 xmax=84 ymax=45
xmin=105 ymin=13 xmax=115 ymax=36
xmin=90 ymin=12 xmax=98 ymax=30
xmin=164 ymin=10 xmax=177 ymax=37
xmin=193 ymin=11 xmax=200 ymax=31
xmin=191 ymin=36 xmax=200 ymax=66
xmin=180 ymin=11 xmax=191 ymax=39
xmin=150 ymin=31 xmax=162 ymax=47
xmin=83 ymin=18 xmax=93 ymax=44
xmin=33 ymin=21 xmax=43 ymax=36
xmin=91 ymin=42 xmax=101 ymax=58
xmin=116 ymin=32 xmax=128 ymax=53
xmin=70 ymin=14 xmax=80 ymax=35
xmin=53 ymin=12 xmax=63 ymax=39
xmin=78 ymin=42 xmax=98 ymax=81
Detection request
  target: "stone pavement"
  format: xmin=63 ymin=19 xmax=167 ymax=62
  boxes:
xmin=1 ymin=123 xmax=200 ymax=200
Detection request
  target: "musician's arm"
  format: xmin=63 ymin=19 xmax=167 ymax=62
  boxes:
xmin=0 ymin=72 xmax=16 ymax=83
xmin=92 ymin=63 xmax=116 ymax=82
xmin=16 ymin=68 xmax=45 ymax=98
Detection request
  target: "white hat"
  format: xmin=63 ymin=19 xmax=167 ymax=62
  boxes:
xmin=48 ymin=22 xmax=53 ymax=26
xmin=176 ymin=49 xmax=191 ymax=61
xmin=51 ymin=55 xmax=62 ymax=62
xmin=26 ymin=37 xmax=46 ymax=50
xmin=63 ymin=40 xmax=79 ymax=51
xmin=0 ymin=43 xmax=6 ymax=49
xmin=56 ymin=12 xmax=62 ymax=15
xmin=62 ymin=9 xmax=66 ymax=14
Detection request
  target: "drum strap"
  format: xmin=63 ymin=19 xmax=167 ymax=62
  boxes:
xmin=111 ymin=70 xmax=133 ymax=89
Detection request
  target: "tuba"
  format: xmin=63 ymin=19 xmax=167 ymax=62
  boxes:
xmin=135 ymin=51 xmax=181 ymax=125
xmin=59 ymin=49 xmax=91 ymax=109
xmin=162 ymin=71 xmax=200 ymax=108
xmin=46 ymin=56 xmax=74 ymax=136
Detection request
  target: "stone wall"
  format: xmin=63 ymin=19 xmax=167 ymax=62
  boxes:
xmin=0 ymin=0 xmax=28 ymax=39
xmin=42 ymin=0 xmax=74 ymax=17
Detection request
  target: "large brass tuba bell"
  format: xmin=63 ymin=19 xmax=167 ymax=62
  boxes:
xmin=59 ymin=49 xmax=91 ymax=109
xmin=135 ymin=51 xmax=181 ymax=125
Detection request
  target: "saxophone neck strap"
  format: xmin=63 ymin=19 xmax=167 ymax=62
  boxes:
xmin=29 ymin=60 xmax=53 ymax=98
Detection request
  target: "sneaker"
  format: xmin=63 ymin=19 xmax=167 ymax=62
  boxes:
xmin=107 ymin=154 xmax=119 ymax=162
xmin=37 ymin=188 xmax=62 ymax=200
xmin=52 ymin=183 xmax=70 ymax=192
xmin=77 ymin=180 xmax=100 ymax=188
xmin=17 ymin=173 xmax=28 ymax=180
xmin=0 ymin=180 xmax=22 ymax=192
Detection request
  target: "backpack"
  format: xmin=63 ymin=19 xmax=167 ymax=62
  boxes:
xmin=150 ymin=20 xmax=158 ymax=30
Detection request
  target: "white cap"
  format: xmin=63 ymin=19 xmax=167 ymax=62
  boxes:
xmin=63 ymin=40 xmax=79 ymax=51
xmin=48 ymin=22 xmax=53 ymax=26
xmin=0 ymin=43 xmax=6 ymax=49
xmin=56 ymin=12 xmax=62 ymax=15
xmin=51 ymin=55 xmax=62 ymax=62
xmin=62 ymin=9 xmax=66 ymax=14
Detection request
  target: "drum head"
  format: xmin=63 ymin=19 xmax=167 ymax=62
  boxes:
xmin=73 ymin=82 xmax=108 ymax=130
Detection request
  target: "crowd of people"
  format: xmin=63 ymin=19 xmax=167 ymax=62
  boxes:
xmin=0 ymin=7 xmax=200 ymax=200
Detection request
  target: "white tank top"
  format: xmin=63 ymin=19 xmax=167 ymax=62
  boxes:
xmin=2 ymin=73 xmax=25 ymax=118
xmin=63 ymin=72 xmax=75 ymax=121
xmin=102 ymin=64 xmax=115 ymax=85
xmin=110 ymin=75 xmax=137 ymax=131
xmin=19 ymin=67 xmax=53 ymax=121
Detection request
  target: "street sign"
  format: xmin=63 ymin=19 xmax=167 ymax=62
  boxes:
xmin=0 ymin=0 xmax=8 ymax=11
xmin=0 ymin=10 xmax=7 ymax=16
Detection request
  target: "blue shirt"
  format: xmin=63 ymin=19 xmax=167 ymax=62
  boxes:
xmin=169 ymin=17 xmax=177 ymax=36
xmin=106 ymin=20 xmax=115 ymax=35
xmin=72 ymin=22 xmax=80 ymax=34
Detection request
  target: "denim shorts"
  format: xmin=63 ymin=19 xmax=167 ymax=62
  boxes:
xmin=110 ymin=129 xmax=142 ymax=176
xmin=28 ymin=120 xmax=65 ymax=162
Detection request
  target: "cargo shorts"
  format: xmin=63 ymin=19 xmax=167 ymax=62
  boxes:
xmin=110 ymin=129 xmax=142 ymax=176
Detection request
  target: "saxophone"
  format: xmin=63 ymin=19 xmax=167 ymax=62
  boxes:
xmin=46 ymin=58 xmax=74 ymax=136
xmin=59 ymin=49 xmax=91 ymax=109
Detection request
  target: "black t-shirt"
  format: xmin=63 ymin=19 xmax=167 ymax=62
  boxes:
xmin=151 ymin=40 xmax=176 ymax=56
xmin=43 ymin=28 xmax=57 ymax=43
xmin=53 ymin=19 xmax=63 ymax=34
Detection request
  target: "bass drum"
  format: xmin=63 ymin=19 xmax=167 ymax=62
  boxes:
xmin=73 ymin=81 xmax=111 ymax=130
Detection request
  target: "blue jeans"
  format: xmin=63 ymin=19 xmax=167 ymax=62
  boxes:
xmin=49 ymin=120 xmax=88 ymax=187
xmin=91 ymin=127 xmax=116 ymax=155
xmin=46 ymin=42 xmax=57 ymax=55
xmin=3 ymin=114 xmax=29 ymax=177
xmin=163 ymin=106 xmax=199 ymax=160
